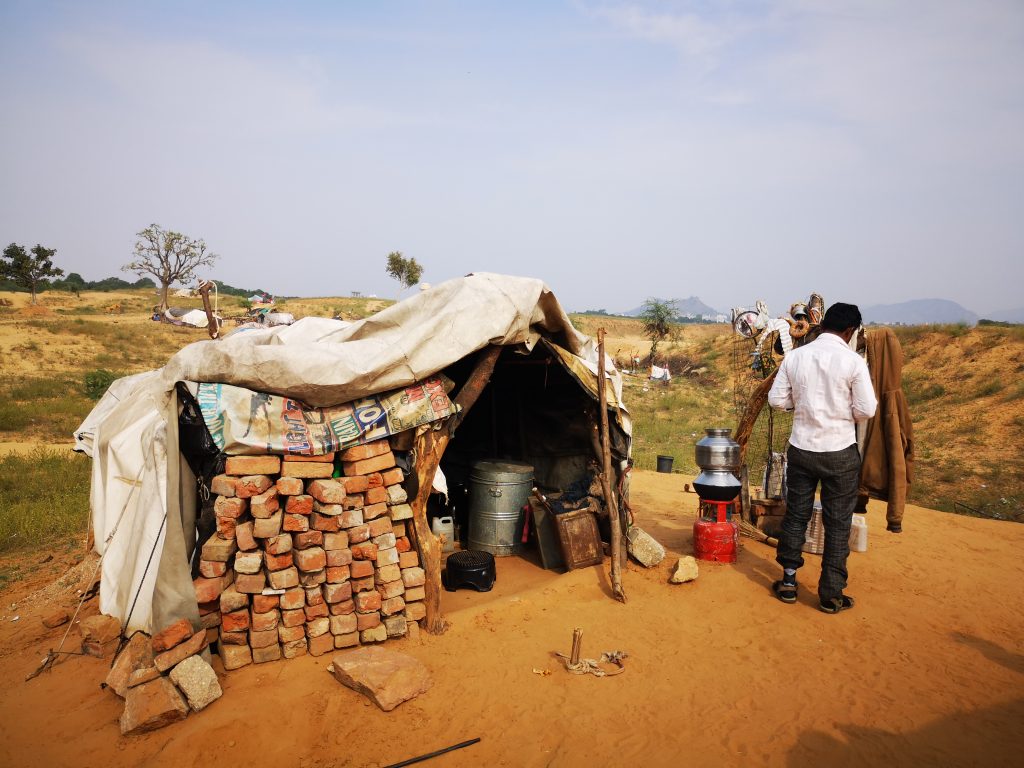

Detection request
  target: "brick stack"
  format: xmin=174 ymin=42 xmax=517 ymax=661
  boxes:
xmin=193 ymin=439 xmax=427 ymax=671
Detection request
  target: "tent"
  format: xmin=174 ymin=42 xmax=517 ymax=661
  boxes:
xmin=75 ymin=273 xmax=631 ymax=636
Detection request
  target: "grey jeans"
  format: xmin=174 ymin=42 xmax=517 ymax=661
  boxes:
xmin=776 ymin=443 xmax=861 ymax=602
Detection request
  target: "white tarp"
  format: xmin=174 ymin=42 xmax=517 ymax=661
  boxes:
xmin=77 ymin=273 xmax=629 ymax=634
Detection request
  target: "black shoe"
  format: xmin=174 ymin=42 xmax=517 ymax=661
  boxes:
xmin=887 ymin=523 xmax=902 ymax=533
xmin=772 ymin=580 xmax=798 ymax=604
xmin=819 ymin=594 xmax=855 ymax=614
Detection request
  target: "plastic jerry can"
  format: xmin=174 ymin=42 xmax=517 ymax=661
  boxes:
xmin=849 ymin=513 xmax=868 ymax=552
xmin=432 ymin=515 xmax=456 ymax=553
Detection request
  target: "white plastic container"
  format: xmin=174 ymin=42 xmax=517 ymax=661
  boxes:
xmin=849 ymin=513 xmax=868 ymax=552
xmin=432 ymin=515 xmax=456 ymax=553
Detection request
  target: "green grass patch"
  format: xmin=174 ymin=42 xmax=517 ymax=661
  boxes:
xmin=0 ymin=449 xmax=92 ymax=554
xmin=0 ymin=375 xmax=94 ymax=438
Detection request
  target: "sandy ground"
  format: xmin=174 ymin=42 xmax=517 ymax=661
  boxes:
xmin=1 ymin=470 xmax=1022 ymax=768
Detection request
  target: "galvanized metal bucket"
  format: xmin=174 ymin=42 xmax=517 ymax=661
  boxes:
xmin=467 ymin=460 xmax=534 ymax=556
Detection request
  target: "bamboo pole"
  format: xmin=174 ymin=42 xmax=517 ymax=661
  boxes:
xmin=411 ymin=345 xmax=503 ymax=634
xmin=597 ymin=329 xmax=626 ymax=603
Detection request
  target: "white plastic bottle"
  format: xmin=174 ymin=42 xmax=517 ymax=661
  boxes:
xmin=849 ymin=513 xmax=868 ymax=552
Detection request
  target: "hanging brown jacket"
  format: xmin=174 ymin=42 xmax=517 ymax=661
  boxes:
xmin=858 ymin=327 xmax=914 ymax=527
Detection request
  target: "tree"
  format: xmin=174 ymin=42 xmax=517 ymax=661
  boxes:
xmin=123 ymin=224 xmax=217 ymax=310
xmin=640 ymin=298 xmax=678 ymax=363
xmin=1 ymin=243 xmax=64 ymax=304
xmin=385 ymin=251 xmax=423 ymax=297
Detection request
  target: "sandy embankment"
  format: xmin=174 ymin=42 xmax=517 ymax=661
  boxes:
xmin=0 ymin=469 xmax=1021 ymax=767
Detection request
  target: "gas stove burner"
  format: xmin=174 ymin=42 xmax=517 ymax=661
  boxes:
xmin=443 ymin=550 xmax=496 ymax=592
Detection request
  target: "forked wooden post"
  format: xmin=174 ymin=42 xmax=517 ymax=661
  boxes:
xmin=597 ymin=329 xmax=626 ymax=603
xmin=410 ymin=345 xmax=503 ymax=635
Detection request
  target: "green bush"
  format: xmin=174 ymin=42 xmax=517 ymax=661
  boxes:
xmin=0 ymin=449 xmax=91 ymax=553
xmin=84 ymin=369 xmax=119 ymax=400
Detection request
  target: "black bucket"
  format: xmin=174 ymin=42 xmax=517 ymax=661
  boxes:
xmin=656 ymin=455 xmax=674 ymax=473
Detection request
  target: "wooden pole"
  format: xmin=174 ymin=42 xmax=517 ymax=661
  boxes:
xmin=597 ymin=329 xmax=626 ymax=603
xmin=412 ymin=345 xmax=503 ymax=635
xmin=734 ymin=369 xmax=778 ymax=463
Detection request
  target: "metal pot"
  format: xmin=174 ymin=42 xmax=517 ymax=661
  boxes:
xmin=694 ymin=428 xmax=741 ymax=502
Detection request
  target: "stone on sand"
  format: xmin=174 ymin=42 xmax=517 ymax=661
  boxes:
xmin=169 ymin=654 xmax=223 ymax=711
xmin=626 ymin=526 xmax=666 ymax=567
xmin=670 ymin=556 xmax=700 ymax=584
xmin=119 ymin=677 xmax=189 ymax=735
xmin=328 ymin=646 xmax=432 ymax=711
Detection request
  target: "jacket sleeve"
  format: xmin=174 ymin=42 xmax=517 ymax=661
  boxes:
xmin=851 ymin=358 xmax=878 ymax=422
xmin=767 ymin=359 xmax=793 ymax=411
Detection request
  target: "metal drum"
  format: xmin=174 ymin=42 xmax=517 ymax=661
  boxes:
xmin=468 ymin=460 xmax=534 ymax=556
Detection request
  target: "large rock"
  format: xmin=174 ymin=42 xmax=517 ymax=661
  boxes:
xmin=119 ymin=677 xmax=189 ymax=735
xmin=105 ymin=632 xmax=154 ymax=698
xmin=670 ymin=556 xmax=700 ymax=584
xmin=169 ymin=655 xmax=222 ymax=711
xmin=626 ymin=526 xmax=666 ymax=567
xmin=328 ymin=647 xmax=432 ymax=711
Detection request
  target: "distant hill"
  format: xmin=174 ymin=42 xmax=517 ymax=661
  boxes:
xmin=983 ymin=307 xmax=1024 ymax=324
xmin=623 ymin=296 xmax=725 ymax=321
xmin=863 ymin=299 xmax=979 ymax=326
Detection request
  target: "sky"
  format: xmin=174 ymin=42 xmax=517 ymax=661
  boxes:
xmin=1 ymin=0 xmax=1022 ymax=315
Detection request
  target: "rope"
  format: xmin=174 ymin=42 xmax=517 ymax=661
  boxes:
xmin=555 ymin=650 xmax=629 ymax=677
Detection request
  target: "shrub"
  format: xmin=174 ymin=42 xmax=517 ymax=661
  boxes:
xmin=84 ymin=369 xmax=119 ymax=400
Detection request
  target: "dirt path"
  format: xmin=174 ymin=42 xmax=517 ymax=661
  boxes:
xmin=1 ymin=470 xmax=1022 ymax=767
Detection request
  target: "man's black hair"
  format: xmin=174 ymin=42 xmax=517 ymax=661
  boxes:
xmin=821 ymin=302 xmax=862 ymax=332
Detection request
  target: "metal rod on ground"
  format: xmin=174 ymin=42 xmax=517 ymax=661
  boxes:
xmin=381 ymin=738 xmax=482 ymax=768
xmin=597 ymin=329 xmax=625 ymax=603
xmin=570 ymin=628 xmax=583 ymax=665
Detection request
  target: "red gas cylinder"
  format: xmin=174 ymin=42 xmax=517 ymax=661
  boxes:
xmin=693 ymin=500 xmax=738 ymax=563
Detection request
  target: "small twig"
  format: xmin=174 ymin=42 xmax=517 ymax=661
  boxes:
xmin=381 ymin=738 xmax=481 ymax=768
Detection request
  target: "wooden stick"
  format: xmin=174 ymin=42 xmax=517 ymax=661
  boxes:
xmin=412 ymin=345 xmax=503 ymax=635
xmin=734 ymin=369 xmax=778 ymax=463
xmin=597 ymin=329 xmax=626 ymax=603
xmin=570 ymin=628 xmax=583 ymax=665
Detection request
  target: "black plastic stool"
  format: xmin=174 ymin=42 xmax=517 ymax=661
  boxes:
xmin=443 ymin=550 xmax=496 ymax=592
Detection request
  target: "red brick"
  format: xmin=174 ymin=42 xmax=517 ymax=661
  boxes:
xmin=252 ymin=594 xmax=279 ymax=613
xmin=251 ymin=609 xmax=279 ymax=632
xmin=249 ymin=628 xmax=278 ymax=649
xmin=216 ymin=515 xmax=237 ymax=539
xmin=280 ymin=588 xmax=304 ymax=610
xmin=193 ymin=575 xmax=226 ymax=603
xmin=342 ymin=452 xmax=395 ymax=477
xmin=219 ymin=629 xmax=248 ymax=646
xmin=329 ymin=600 xmax=355 ymax=616
xmin=265 ymin=551 xmax=294 ymax=571
xmin=252 ymin=511 xmax=282 ymax=538
xmin=351 ymin=576 xmax=375 ymax=593
xmin=235 ymin=474 xmax=274 ymax=498
xmin=293 ymin=530 xmax=324 ymax=549
xmin=324 ymin=531 xmax=349 ymax=550
xmin=350 ymin=559 xmax=374 ymax=579
xmin=199 ymin=559 xmax=227 ymax=578
xmin=235 ymin=521 xmax=258 ymax=551
xmin=304 ymin=602 xmax=329 ymax=621
xmin=380 ymin=468 xmax=404 ymax=486
xmin=205 ymin=626 xmax=219 ymax=644
xmin=389 ymin=504 xmax=413 ymax=521
xmin=214 ymin=495 xmax=247 ymax=519
xmin=282 ymin=639 xmax=307 ymax=659
xmin=405 ymin=602 xmax=426 ymax=621
xmin=151 ymin=618 xmax=193 ymax=653
xmin=374 ymin=534 xmax=398 ymax=552
xmin=308 ymin=633 xmax=334 ymax=657
xmin=356 ymin=611 xmax=381 ymax=630
xmin=283 ymin=451 xmax=336 ymax=463
xmin=234 ymin=551 xmax=263 ymax=574
xmin=376 ymin=547 xmax=399 ymax=567
xmin=378 ymin=579 xmax=405 ymax=600
xmin=326 ymin=549 xmax=352 ymax=567
xmin=348 ymin=524 xmax=370 ymax=544
xmin=326 ymin=565 xmax=350 ymax=583
xmin=339 ymin=440 xmax=390 ymax=462
xmin=198 ymin=599 xmax=219 ymax=616
xmin=363 ymin=502 xmax=389 ymax=521
xmin=225 ymin=455 xmax=281 ymax=476
xmin=366 ymin=473 xmax=385 ymax=489
xmin=395 ymin=537 xmax=411 ymax=554
xmin=305 ymin=587 xmax=325 ymax=606
xmin=153 ymin=630 xmax=207 ymax=672
xmin=404 ymin=586 xmax=425 ymax=602
xmin=386 ymin=484 xmax=408 ymax=504
xmin=253 ymin=643 xmax=282 ymax=664
xmin=308 ymin=479 xmax=346 ymax=504
xmin=380 ymin=596 xmax=406 ymax=616
xmin=323 ymin=581 xmax=352 ymax=604
xmin=339 ymin=508 xmax=364 ymax=528
xmin=250 ymin=488 xmax=280 ymax=518
xmin=278 ymin=624 xmax=306 ymax=642
xmin=220 ymin=643 xmax=252 ymax=670
xmin=283 ymin=513 xmax=310 ymax=532
xmin=267 ymin=567 xmax=299 ymax=589
xmin=365 ymin=486 xmax=388 ymax=505
xmin=329 ymin=613 xmax=358 ymax=635
xmin=402 ymin=567 xmax=426 ymax=587
xmin=354 ymin=591 xmax=382 ymax=612
xmin=221 ymin=609 xmax=250 ymax=633
xmin=219 ymin=584 xmax=248 ymax=614
xmin=275 ymin=476 xmax=304 ymax=496
xmin=264 ymin=534 xmax=293 ymax=555
xmin=351 ymin=542 xmax=377 ymax=560
xmin=285 ymin=494 xmax=314 ymax=515
xmin=305 ymin=617 xmax=330 ymax=638
xmin=341 ymin=494 xmax=364 ymax=511
xmin=210 ymin=474 xmax=237 ymax=497
xmin=392 ymin=522 xmax=407 ymax=538
xmin=375 ymin=564 xmax=402 ymax=584
xmin=361 ymin=625 xmax=387 ymax=643
xmin=280 ymin=462 xmax=333 ymax=479
xmin=281 ymin=608 xmax=306 ymax=628
xmin=398 ymin=550 xmax=419 ymax=568
xmin=334 ymin=632 xmax=360 ymax=649
xmin=312 ymin=513 xmax=341 ymax=532
xmin=367 ymin=517 xmax=393 ymax=537
xmin=299 ymin=570 xmax=326 ymax=588
xmin=342 ymin=475 xmax=369 ymax=494
xmin=235 ymin=572 xmax=267 ymax=594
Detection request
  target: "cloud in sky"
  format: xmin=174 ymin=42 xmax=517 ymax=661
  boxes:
xmin=0 ymin=1 xmax=1021 ymax=315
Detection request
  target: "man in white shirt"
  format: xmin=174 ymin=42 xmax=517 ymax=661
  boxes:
xmin=767 ymin=303 xmax=878 ymax=613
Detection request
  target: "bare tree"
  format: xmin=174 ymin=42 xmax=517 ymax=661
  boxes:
xmin=123 ymin=224 xmax=218 ymax=310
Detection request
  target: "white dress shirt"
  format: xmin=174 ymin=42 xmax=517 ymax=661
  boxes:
xmin=767 ymin=332 xmax=878 ymax=452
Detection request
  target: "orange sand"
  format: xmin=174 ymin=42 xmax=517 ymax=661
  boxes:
xmin=1 ymin=469 xmax=1022 ymax=767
